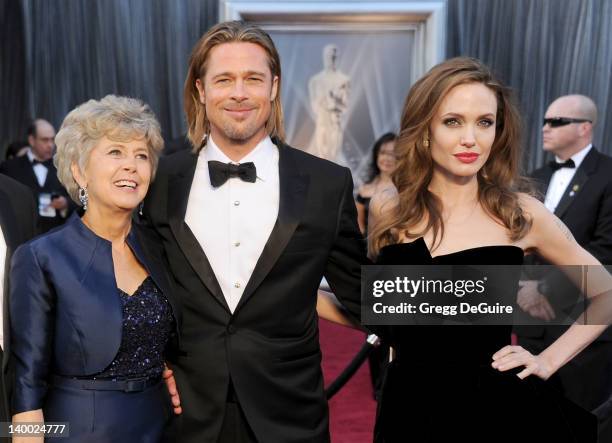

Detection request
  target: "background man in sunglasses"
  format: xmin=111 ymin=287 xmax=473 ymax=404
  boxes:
xmin=515 ymin=94 xmax=612 ymax=440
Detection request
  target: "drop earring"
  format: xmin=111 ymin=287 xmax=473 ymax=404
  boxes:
xmin=78 ymin=186 xmax=89 ymax=211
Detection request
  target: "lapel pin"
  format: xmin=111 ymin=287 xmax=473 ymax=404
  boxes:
xmin=569 ymin=184 xmax=580 ymax=197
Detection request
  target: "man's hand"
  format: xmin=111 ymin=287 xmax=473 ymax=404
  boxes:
xmin=517 ymin=280 xmax=556 ymax=321
xmin=163 ymin=365 xmax=182 ymax=414
xmin=50 ymin=196 xmax=68 ymax=210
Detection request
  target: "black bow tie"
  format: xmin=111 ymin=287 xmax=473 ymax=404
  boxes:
xmin=548 ymin=158 xmax=575 ymax=172
xmin=208 ymin=160 xmax=257 ymax=187
xmin=31 ymin=158 xmax=52 ymax=167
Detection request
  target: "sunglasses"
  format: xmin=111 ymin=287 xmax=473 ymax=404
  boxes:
xmin=543 ymin=117 xmax=592 ymax=128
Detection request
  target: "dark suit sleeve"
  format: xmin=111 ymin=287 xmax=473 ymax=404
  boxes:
xmin=323 ymin=168 xmax=369 ymax=323
xmin=21 ymin=182 xmax=38 ymax=239
xmin=583 ymin=179 xmax=612 ymax=264
xmin=9 ymin=244 xmax=54 ymax=413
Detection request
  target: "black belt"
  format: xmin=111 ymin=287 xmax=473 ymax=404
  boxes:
xmin=51 ymin=375 xmax=161 ymax=393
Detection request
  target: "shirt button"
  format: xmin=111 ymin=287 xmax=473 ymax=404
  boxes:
xmin=234 ymin=282 xmax=241 ymax=288
xmin=227 ymin=324 xmax=236 ymax=334
xmin=234 ymin=241 xmax=241 ymax=247
xmin=234 ymin=200 xmax=240 ymax=206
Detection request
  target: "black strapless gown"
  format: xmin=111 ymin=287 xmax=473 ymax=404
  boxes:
xmin=373 ymin=238 xmax=597 ymax=443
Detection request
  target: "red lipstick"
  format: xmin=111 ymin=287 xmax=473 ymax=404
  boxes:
xmin=454 ymin=152 xmax=479 ymax=164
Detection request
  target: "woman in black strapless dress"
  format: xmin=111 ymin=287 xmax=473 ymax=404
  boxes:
xmin=368 ymin=58 xmax=608 ymax=442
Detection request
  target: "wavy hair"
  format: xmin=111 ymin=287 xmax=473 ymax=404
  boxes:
xmin=184 ymin=21 xmax=285 ymax=151
xmin=54 ymin=95 xmax=163 ymax=205
xmin=369 ymin=57 xmax=531 ymax=257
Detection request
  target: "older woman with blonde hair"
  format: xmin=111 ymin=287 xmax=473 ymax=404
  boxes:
xmin=10 ymin=95 xmax=179 ymax=443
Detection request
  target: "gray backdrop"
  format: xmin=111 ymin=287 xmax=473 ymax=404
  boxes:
xmin=1 ymin=0 xmax=611 ymax=173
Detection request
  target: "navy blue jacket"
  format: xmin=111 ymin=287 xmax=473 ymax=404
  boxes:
xmin=9 ymin=213 xmax=178 ymax=413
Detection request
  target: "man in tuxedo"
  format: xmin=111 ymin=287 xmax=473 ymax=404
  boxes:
xmin=515 ymin=95 xmax=612 ymax=439
xmin=0 ymin=175 xmax=37 ymax=436
xmin=144 ymin=21 xmax=364 ymax=443
xmin=0 ymin=119 xmax=71 ymax=232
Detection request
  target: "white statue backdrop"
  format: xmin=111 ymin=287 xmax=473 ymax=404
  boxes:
xmin=269 ymin=29 xmax=417 ymax=186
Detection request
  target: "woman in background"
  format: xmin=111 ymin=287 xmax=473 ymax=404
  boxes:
xmin=356 ymin=132 xmax=397 ymax=234
xmin=10 ymin=95 xmax=178 ymax=443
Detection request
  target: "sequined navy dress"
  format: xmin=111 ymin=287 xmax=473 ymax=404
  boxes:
xmin=95 ymin=277 xmax=174 ymax=381
xmin=373 ymin=238 xmax=597 ymax=443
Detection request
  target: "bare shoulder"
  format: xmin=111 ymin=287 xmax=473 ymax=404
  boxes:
xmin=369 ymin=185 xmax=398 ymax=218
xmin=358 ymin=182 xmax=376 ymax=197
xmin=517 ymin=192 xmax=576 ymax=247
xmin=517 ymin=192 xmax=545 ymax=215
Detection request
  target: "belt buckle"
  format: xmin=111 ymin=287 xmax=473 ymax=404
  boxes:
xmin=124 ymin=378 xmax=147 ymax=392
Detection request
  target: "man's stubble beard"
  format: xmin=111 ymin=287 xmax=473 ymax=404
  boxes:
xmin=219 ymin=116 xmax=267 ymax=145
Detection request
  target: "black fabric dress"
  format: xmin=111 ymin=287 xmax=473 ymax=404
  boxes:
xmin=373 ymin=238 xmax=597 ymax=443
xmin=356 ymin=193 xmax=371 ymax=232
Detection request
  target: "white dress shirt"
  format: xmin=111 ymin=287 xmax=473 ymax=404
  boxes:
xmin=26 ymin=148 xmax=49 ymax=187
xmin=0 ymin=226 xmax=6 ymax=349
xmin=185 ymin=136 xmax=280 ymax=313
xmin=544 ymin=144 xmax=592 ymax=213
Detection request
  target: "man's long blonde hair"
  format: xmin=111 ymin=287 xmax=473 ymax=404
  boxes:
xmin=184 ymin=21 xmax=285 ymax=151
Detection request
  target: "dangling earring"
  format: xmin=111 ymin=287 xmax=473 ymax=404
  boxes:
xmin=78 ymin=186 xmax=89 ymax=211
xmin=423 ymin=138 xmax=430 ymax=148
xmin=138 ymin=201 xmax=144 ymax=216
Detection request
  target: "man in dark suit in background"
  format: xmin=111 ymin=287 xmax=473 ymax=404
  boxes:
xmin=0 ymin=119 xmax=71 ymax=232
xmin=145 ymin=21 xmax=364 ymax=443
xmin=515 ymin=94 xmax=612 ymax=440
xmin=0 ymin=174 xmax=37 ymax=438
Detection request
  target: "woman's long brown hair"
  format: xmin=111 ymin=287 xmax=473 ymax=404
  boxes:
xmin=369 ymin=57 xmax=531 ymax=257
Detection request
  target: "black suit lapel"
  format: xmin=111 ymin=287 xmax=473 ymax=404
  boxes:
xmin=129 ymin=227 xmax=183 ymax=332
xmin=554 ymin=149 xmax=598 ymax=219
xmin=18 ymin=156 xmax=41 ymax=190
xmin=167 ymin=155 xmax=229 ymax=312
xmin=234 ymin=144 xmax=309 ymax=314
xmin=41 ymin=163 xmax=58 ymax=188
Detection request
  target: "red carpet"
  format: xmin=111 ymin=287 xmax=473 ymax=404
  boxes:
xmin=319 ymin=319 xmax=377 ymax=443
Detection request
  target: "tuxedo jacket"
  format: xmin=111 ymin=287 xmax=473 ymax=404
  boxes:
xmin=144 ymin=139 xmax=365 ymax=443
xmin=0 ymin=155 xmax=72 ymax=232
xmin=8 ymin=213 xmax=179 ymax=413
xmin=0 ymin=175 xmax=37 ymax=426
xmin=516 ymin=147 xmax=612 ymax=340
